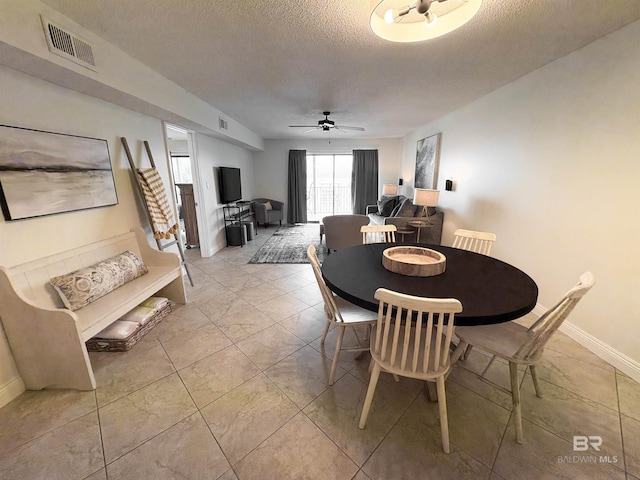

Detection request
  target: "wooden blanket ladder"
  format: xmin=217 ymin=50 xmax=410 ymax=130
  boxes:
xmin=121 ymin=137 xmax=194 ymax=286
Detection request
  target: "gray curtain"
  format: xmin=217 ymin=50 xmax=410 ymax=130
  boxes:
xmin=351 ymin=149 xmax=379 ymax=214
xmin=287 ymin=149 xmax=307 ymax=224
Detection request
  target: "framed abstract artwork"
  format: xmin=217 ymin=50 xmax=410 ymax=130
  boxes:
xmin=415 ymin=133 xmax=441 ymax=189
xmin=0 ymin=125 xmax=118 ymax=221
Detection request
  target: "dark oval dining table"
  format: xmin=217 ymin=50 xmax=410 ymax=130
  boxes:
xmin=321 ymin=243 xmax=538 ymax=326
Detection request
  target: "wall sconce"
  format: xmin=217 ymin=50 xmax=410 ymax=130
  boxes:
xmin=445 ymin=178 xmax=454 ymax=191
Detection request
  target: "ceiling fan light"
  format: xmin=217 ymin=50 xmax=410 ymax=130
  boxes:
xmin=424 ymin=11 xmax=437 ymax=27
xmin=415 ymin=0 xmax=433 ymax=15
xmin=384 ymin=8 xmax=395 ymax=24
xmin=370 ymin=0 xmax=482 ymax=42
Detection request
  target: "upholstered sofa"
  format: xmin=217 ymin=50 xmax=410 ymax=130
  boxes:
xmin=253 ymin=198 xmax=284 ymax=228
xmin=366 ymin=195 xmax=444 ymax=244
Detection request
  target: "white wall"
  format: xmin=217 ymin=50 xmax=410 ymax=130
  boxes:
xmin=252 ymin=137 xmax=403 ymax=220
xmin=0 ymin=67 xmax=175 ymax=266
xmin=400 ymin=21 xmax=640 ymax=376
xmin=193 ymin=134 xmax=255 ymax=254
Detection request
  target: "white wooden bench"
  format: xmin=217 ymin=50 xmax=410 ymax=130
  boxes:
xmin=0 ymin=227 xmax=187 ymax=391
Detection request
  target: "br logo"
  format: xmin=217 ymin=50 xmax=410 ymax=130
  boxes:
xmin=573 ymin=436 xmax=602 ymax=452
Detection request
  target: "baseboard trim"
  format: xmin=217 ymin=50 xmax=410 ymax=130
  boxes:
xmin=533 ymin=302 xmax=640 ymax=383
xmin=0 ymin=375 xmax=25 ymax=409
xmin=532 ymin=303 xmax=547 ymax=318
xmin=560 ymin=321 xmax=640 ymax=383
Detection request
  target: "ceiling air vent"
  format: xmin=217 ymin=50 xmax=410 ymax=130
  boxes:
xmin=218 ymin=117 xmax=228 ymax=131
xmin=41 ymin=16 xmax=97 ymax=71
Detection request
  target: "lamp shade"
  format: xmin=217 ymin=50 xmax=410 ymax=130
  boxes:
xmin=413 ymin=188 xmax=439 ymax=207
xmin=382 ymin=184 xmax=398 ymax=195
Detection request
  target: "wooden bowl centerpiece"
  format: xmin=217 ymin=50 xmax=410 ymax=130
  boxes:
xmin=382 ymin=246 xmax=446 ymax=277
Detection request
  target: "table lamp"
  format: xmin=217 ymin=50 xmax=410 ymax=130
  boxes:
xmin=382 ymin=184 xmax=398 ymax=195
xmin=413 ymin=188 xmax=440 ymax=223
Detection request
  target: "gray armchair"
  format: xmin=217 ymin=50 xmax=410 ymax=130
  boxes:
xmin=253 ymin=198 xmax=284 ymax=228
xmin=322 ymin=215 xmax=370 ymax=252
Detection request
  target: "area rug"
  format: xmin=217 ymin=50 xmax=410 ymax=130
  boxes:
xmin=248 ymin=224 xmax=327 ymax=264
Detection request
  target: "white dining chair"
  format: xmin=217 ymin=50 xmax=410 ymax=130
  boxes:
xmin=359 ymin=288 xmax=463 ymax=453
xmin=361 ymin=224 xmax=397 ymax=244
xmin=452 ymin=272 xmax=595 ymax=444
xmin=452 ymin=229 xmax=497 ymax=256
xmin=451 ymin=228 xmax=498 ymax=359
xmin=307 ymin=245 xmax=377 ymax=385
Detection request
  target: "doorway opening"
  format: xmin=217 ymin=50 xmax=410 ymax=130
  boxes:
xmin=164 ymin=124 xmax=206 ymax=253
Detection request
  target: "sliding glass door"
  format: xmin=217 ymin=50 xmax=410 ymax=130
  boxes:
xmin=306 ymin=154 xmax=353 ymax=222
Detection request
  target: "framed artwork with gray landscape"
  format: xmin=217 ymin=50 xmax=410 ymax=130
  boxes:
xmin=415 ymin=133 xmax=441 ymax=189
xmin=0 ymin=125 xmax=117 ymax=221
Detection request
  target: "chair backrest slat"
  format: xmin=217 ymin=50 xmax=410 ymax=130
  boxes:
xmin=516 ymin=272 xmax=595 ymax=361
xmin=361 ymin=225 xmax=397 ymax=244
xmin=452 ymin=229 xmax=497 ymax=255
xmin=373 ymin=289 xmax=462 ymax=376
xmin=307 ymin=245 xmax=343 ymax=324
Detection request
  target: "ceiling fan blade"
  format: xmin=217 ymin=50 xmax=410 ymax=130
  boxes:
xmin=335 ymin=125 xmax=365 ymax=131
xmin=288 ymin=125 xmax=318 ymax=128
xmin=303 ymin=127 xmax=320 ymax=133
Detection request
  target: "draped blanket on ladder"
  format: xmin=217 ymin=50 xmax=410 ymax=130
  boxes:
xmin=136 ymin=168 xmax=179 ymax=240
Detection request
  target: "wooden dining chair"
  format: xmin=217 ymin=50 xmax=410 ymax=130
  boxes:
xmin=452 ymin=229 xmax=497 ymax=255
xmin=453 ymin=272 xmax=595 ymax=444
xmin=360 ymin=224 xmax=397 ymax=244
xmin=451 ymin=228 xmax=498 ymax=359
xmin=307 ymin=245 xmax=377 ymax=385
xmin=359 ymin=288 xmax=463 ymax=453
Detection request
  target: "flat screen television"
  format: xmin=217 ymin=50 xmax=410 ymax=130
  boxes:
xmin=219 ymin=166 xmax=242 ymax=204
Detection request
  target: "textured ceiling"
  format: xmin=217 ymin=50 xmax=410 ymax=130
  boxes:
xmin=41 ymin=0 xmax=640 ymax=140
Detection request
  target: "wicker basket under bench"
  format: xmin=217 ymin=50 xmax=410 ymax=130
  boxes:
xmin=0 ymin=227 xmax=186 ymax=391
xmin=86 ymin=298 xmax=172 ymax=352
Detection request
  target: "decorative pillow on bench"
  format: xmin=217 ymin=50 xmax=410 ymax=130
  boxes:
xmin=50 ymin=251 xmax=148 ymax=311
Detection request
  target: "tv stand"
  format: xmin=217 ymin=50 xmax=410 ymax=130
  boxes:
xmin=223 ymin=202 xmax=256 ymax=247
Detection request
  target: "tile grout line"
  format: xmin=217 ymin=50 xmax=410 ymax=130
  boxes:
xmin=614 ymin=370 xmax=629 ymax=475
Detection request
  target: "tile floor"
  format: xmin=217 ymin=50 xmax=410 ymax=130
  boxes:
xmin=1 ymin=225 xmax=639 ymax=479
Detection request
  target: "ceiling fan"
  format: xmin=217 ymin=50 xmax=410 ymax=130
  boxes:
xmin=289 ymin=111 xmax=365 ymax=133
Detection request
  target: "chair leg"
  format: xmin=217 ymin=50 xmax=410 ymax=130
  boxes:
xmin=450 ymin=340 xmax=468 ymax=365
xmin=359 ymin=362 xmax=381 ymax=429
xmin=436 ymin=376 xmax=450 ymax=453
xmin=481 ymin=355 xmax=497 ymax=377
xmin=529 ymin=364 xmax=542 ymax=397
xmin=329 ymin=326 xmax=346 ymax=385
xmin=509 ymin=361 xmax=524 ymax=444
xmin=463 ymin=344 xmax=473 ymax=360
xmin=320 ymin=319 xmax=331 ymax=345
xmin=424 ymin=381 xmax=438 ymax=402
